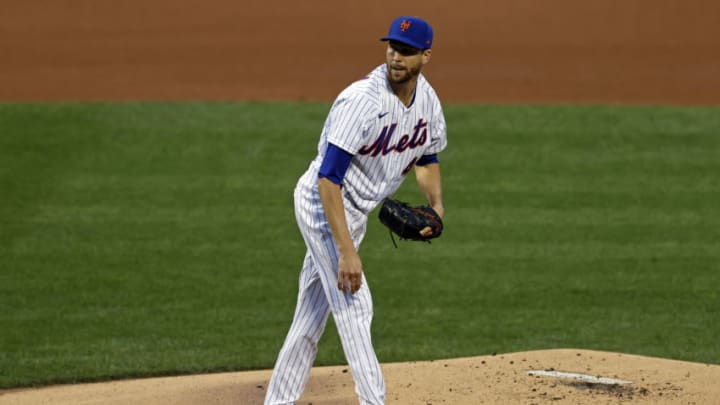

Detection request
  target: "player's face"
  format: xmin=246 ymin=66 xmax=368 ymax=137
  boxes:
xmin=386 ymin=41 xmax=431 ymax=84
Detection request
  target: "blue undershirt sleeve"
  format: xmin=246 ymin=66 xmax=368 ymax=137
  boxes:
xmin=318 ymin=143 xmax=354 ymax=185
xmin=416 ymin=153 xmax=439 ymax=166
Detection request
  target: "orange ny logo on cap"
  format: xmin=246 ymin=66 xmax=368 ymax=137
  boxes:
xmin=400 ymin=20 xmax=412 ymax=32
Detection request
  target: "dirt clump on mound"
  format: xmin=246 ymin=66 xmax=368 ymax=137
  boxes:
xmin=1 ymin=349 xmax=718 ymax=404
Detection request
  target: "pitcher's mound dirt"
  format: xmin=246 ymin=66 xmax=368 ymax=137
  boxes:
xmin=1 ymin=349 xmax=718 ymax=404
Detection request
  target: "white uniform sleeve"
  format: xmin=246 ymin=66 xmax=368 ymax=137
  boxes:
xmin=325 ymin=93 xmax=377 ymax=155
xmin=425 ymin=102 xmax=448 ymax=155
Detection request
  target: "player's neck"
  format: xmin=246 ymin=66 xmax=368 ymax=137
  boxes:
xmin=390 ymin=78 xmax=418 ymax=107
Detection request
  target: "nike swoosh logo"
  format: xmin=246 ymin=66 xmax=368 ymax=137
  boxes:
xmin=378 ymin=112 xmax=390 ymax=119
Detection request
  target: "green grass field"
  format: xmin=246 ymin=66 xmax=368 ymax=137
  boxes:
xmin=1 ymin=102 xmax=718 ymax=388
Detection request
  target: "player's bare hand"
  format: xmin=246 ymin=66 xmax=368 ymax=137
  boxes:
xmin=338 ymin=252 xmax=363 ymax=295
xmin=419 ymin=205 xmax=443 ymax=237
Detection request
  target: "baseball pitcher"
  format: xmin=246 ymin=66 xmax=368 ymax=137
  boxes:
xmin=265 ymin=16 xmax=447 ymax=405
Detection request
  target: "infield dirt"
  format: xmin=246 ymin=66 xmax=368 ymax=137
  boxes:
xmin=1 ymin=1 xmax=719 ymax=104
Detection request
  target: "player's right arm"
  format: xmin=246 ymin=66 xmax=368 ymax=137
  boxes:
xmin=317 ymin=90 xmax=377 ymax=295
xmin=318 ymin=144 xmax=362 ymax=295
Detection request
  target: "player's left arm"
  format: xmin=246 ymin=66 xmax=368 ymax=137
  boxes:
xmin=416 ymin=103 xmax=447 ymax=221
xmin=415 ymin=160 xmax=443 ymax=217
xmin=415 ymin=161 xmax=444 ymax=238
xmin=415 ymin=100 xmax=447 ymax=237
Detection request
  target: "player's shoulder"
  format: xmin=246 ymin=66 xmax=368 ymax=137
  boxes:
xmin=417 ymin=74 xmax=442 ymax=104
xmin=333 ymin=66 xmax=385 ymax=111
xmin=411 ymin=74 xmax=443 ymax=119
xmin=341 ymin=66 xmax=385 ymax=96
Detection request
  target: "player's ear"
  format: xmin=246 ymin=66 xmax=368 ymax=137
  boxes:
xmin=422 ymin=49 xmax=432 ymax=65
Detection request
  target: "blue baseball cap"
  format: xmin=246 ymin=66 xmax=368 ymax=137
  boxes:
xmin=380 ymin=16 xmax=433 ymax=50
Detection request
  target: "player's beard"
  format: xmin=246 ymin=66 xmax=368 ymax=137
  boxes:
xmin=386 ymin=63 xmax=420 ymax=85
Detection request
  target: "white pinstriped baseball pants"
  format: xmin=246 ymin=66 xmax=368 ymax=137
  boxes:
xmin=264 ymin=176 xmax=385 ymax=405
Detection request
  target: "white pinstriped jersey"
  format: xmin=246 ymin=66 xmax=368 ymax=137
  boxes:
xmin=303 ymin=64 xmax=447 ymax=215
